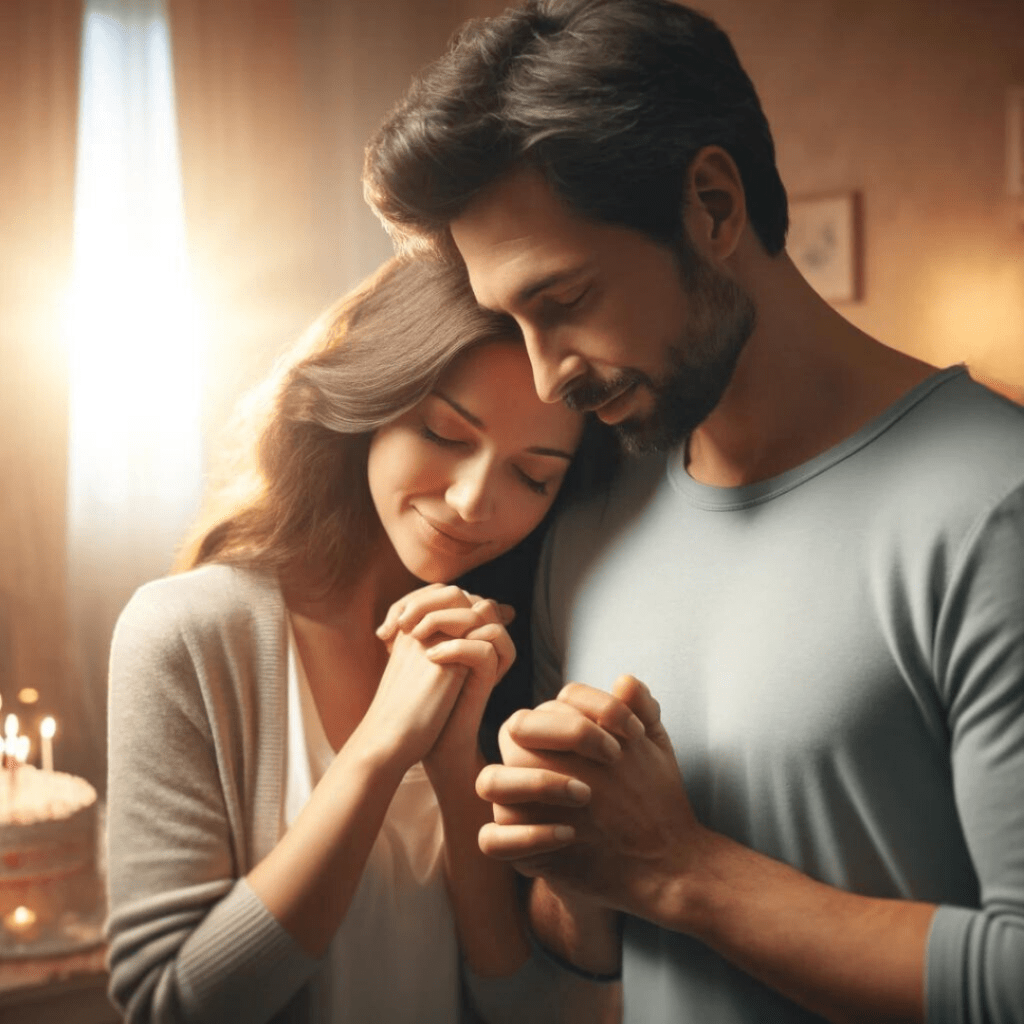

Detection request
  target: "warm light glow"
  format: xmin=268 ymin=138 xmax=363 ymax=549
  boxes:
xmin=65 ymin=0 xmax=204 ymax=566
xmin=17 ymin=688 xmax=39 ymax=705
xmin=3 ymin=906 xmax=38 ymax=939
xmin=11 ymin=907 xmax=34 ymax=927
xmin=40 ymin=717 xmax=56 ymax=740
xmin=3 ymin=715 xmax=17 ymax=740
xmin=919 ymin=256 xmax=1024 ymax=380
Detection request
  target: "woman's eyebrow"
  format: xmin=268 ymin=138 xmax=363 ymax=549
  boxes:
xmin=435 ymin=391 xmax=484 ymax=428
xmin=527 ymin=445 xmax=574 ymax=461
xmin=434 ymin=392 xmax=574 ymax=461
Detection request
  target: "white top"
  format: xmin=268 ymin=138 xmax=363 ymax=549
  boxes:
xmin=284 ymin=621 xmax=461 ymax=1023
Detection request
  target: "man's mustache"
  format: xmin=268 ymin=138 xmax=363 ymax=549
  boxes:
xmin=564 ymin=371 xmax=649 ymax=412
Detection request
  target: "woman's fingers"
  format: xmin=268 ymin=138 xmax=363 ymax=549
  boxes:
xmin=377 ymin=584 xmax=514 ymax=642
xmin=425 ymin=637 xmax=499 ymax=688
xmin=464 ymin=621 xmax=516 ymax=680
xmin=409 ymin=606 xmax=480 ymax=641
xmin=376 ymin=583 xmax=469 ymax=641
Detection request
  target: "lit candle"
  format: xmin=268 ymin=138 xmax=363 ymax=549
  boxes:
xmin=3 ymin=715 xmax=22 ymax=804
xmin=40 ymin=717 xmax=56 ymax=773
xmin=3 ymin=714 xmax=18 ymax=771
xmin=3 ymin=714 xmax=17 ymax=759
xmin=3 ymin=905 xmax=38 ymax=942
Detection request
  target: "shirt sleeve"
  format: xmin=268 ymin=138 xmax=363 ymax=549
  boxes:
xmin=105 ymin=583 xmax=320 ymax=1023
xmin=927 ymin=482 xmax=1024 ymax=1023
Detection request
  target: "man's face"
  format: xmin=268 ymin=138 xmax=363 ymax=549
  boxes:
xmin=450 ymin=165 xmax=755 ymax=453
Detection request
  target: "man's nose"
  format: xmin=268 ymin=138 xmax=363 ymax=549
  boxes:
xmin=522 ymin=326 xmax=588 ymax=405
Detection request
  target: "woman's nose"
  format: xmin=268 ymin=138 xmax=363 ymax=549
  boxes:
xmin=445 ymin=458 xmax=495 ymax=523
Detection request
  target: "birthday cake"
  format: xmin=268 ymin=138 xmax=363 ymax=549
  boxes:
xmin=0 ymin=766 xmax=103 ymax=951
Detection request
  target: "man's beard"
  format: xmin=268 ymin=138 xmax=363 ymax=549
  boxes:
xmin=566 ymin=239 xmax=756 ymax=455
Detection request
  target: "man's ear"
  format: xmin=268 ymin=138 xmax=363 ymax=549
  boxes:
xmin=682 ymin=146 xmax=747 ymax=263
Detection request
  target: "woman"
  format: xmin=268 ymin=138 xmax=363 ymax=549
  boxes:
xmin=105 ymin=256 xmax=616 ymax=1023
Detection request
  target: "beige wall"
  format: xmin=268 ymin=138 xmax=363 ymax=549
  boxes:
xmin=707 ymin=0 xmax=1024 ymax=394
xmin=0 ymin=2 xmax=81 ymax=773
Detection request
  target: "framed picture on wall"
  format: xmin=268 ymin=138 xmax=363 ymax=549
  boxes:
xmin=788 ymin=191 xmax=861 ymax=303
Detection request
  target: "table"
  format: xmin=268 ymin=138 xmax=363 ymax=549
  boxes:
xmin=0 ymin=943 xmax=118 ymax=1023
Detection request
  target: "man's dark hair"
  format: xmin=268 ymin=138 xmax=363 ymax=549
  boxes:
xmin=364 ymin=0 xmax=788 ymax=256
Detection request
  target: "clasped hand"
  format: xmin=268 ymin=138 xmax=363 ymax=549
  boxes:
xmin=477 ymin=676 xmax=703 ymax=924
xmin=369 ymin=584 xmax=516 ymax=776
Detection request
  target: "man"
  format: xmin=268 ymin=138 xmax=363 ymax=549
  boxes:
xmin=363 ymin=1 xmax=1024 ymax=1020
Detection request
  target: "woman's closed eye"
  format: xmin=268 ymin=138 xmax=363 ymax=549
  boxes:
xmin=419 ymin=423 xmax=465 ymax=448
xmin=516 ymin=467 xmax=549 ymax=496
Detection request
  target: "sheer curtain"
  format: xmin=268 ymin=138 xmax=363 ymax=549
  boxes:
xmin=65 ymin=0 xmax=203 ymax=784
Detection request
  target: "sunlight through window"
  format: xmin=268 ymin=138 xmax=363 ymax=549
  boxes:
xmin=66 ymin=0 xmax=202 ymax=566
xmin=65 ymin=0 xmax=204 ymax=751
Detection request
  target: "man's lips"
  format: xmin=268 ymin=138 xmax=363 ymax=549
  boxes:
xmin=591 ymin=381 xmax=640 ymax=424
xmin=565 ymin=378 xmax=640 ymax=418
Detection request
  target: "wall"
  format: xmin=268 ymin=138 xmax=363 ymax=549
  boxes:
xmin=0 ymin=2 xmax=81 ymax=771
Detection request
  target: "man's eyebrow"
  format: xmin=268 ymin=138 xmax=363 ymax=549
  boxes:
xmin=434 ymin=392 xmax=574 ymax=461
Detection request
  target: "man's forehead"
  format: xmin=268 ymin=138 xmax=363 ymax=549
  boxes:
xmin=450 ymin=170 xmax=592 ymax=308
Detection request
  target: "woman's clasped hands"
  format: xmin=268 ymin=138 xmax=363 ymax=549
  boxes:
xmin=366 ymin=583 xmax=516 ymax=777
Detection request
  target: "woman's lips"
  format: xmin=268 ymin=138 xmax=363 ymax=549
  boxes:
xmin=412 ymin=507 xmax=483 ymax=556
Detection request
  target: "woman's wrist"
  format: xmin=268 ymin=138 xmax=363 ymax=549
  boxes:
xmin=341 ymin=719 xmax=418 ymax=790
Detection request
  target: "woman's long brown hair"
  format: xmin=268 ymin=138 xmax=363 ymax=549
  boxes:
xmin=176 ymin=256 xmax=531 ymax=598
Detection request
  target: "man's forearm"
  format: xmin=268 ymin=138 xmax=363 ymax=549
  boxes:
xmin=651 ymin=828 xmax=936 ymax=1024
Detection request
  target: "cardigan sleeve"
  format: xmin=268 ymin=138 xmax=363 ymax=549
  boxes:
xmin=105 ymin=578 xmax=320 ymax=1023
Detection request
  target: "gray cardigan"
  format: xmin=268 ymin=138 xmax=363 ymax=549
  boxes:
xmin=106 ymin=564 xmax=586 ymax=1023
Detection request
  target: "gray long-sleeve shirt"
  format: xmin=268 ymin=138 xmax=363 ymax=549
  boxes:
xmin=534 ymin=367 xmax=1024 ymax=1023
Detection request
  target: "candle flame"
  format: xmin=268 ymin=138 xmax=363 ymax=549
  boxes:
xmin=11 ymin=907 xmax=35 ymax=927
xmin=3 ymin=715 xmax=16 ymax=739
xmin=40 ymin=717 xmax=56 ymax=740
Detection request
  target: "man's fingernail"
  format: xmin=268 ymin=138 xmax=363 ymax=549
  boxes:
xmin=625 ymin=715 xmax=645 ymax=740
xmin=553 ymin=825 xmax=574 ymax=842
xmin=566 ymin=779 xmax=590 ymax=803
xmin=601 ymin=735 xmax=621 ymax=762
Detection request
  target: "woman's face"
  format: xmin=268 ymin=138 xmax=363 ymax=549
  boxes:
xmin=368 ymin=340 xmax=585 ymax=583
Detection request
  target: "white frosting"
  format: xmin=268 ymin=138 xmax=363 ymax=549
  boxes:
xmin=0 ymin=766 xmax=96 ymax=826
